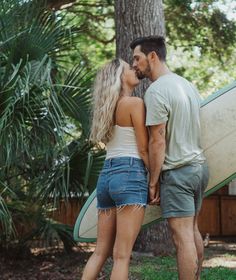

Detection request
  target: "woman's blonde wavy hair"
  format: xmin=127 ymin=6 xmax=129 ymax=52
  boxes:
xmin=90 ymin=58 xmax=125 ymax=144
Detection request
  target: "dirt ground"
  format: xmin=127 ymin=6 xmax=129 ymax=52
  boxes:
xmin=203 ymin=238 xmax=236 ymax=269
xmin=1 ymin=238 xmax=235 ymax=280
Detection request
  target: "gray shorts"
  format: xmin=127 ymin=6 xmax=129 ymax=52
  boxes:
xmin=160 ymin=162 xmax=209 ymax=218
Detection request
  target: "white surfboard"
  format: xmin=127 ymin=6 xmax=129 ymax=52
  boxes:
xmin=73 ymin=81 xmax=236 ymax=242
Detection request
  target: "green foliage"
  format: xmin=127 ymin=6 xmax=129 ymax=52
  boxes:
xmin=61 ymin=0 xmax=115 ymax=68
xmin=164 ymin=0 xmax=236 ymax=95
xmin=57 ymin=65 xmax=93 ymax=135
xmin=67 ymin=140 xmax=105 ymax=195
xmin=0 ymin=0 xmax=104 ymax=252
xmin=165 ymin=0 xmax=236 ymax=56
xmin=68 ymin=0 xmax=236 ymax=95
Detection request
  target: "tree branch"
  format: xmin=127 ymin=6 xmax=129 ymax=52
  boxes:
xmin=46 ymin=0 xmax=76 ymax=10
xmin=74 ymin=2 xmax=110 ymax=8
xmin=76 ymin=10 xmax=108 ymax=21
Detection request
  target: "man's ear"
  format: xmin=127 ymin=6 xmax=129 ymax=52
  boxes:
xmin=148 ymin=51 xmax=158 ymax=61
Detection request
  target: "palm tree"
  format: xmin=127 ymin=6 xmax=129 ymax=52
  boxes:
xmin=0 ymin=0 xmax=104 ymax=254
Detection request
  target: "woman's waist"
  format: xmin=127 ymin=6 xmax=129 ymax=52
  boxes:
xmin=106 ymin=147 xmax=140 ymax=159
xmin=103 ymin=156 xmax=145 ymax=170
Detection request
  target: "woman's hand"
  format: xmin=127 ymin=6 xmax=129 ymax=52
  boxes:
xmin=148 ymin=182 xmax=160 ymax=205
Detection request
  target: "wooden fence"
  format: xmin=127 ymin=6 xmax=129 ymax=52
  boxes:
xmin=198 ymin=185 xmax=236 ymax=236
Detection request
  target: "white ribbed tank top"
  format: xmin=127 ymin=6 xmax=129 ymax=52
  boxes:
xmin=106 ymin=125 xmax=140 ymax=159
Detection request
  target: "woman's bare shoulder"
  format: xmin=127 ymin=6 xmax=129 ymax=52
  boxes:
xmin=115 ymin=97 xmax=145 ymax=126
xmin=121 ymin=96 xmax=144 ymax=106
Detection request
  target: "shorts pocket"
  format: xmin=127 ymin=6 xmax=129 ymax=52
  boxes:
xmin=96 ymin=173 xmax=107 ymax=195
xmin=160 ymin=170 xmax=172 ymax=184
xmin=109 ymin=171 xmax=129 ymax=194
xmin=129 ymin=170 xmax=147 ymax=180
xmin=201 ymin=164 xmax=209 ymax=191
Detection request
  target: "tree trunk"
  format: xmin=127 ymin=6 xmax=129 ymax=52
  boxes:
xmin=114 ymin=0 xmax=174 ymax=255
xmin=114 ymin=0 xmax=165 ymax=97
xmin=133 ymin=220 xmax=175 ymax=256
xmin=115 ymin=0 xmax=165 ymax=62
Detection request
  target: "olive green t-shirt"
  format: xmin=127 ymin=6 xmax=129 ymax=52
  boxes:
xmin=144 ymin=73 xmax=205 ymax=171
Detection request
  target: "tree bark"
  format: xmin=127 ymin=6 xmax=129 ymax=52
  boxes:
xmin=133 ymin=220 xmax=175 ymax=256
xmin=114 ymin=0 xmax=174 ymax=255
xmin=115 ymin=0 xmax=165 ymax=62
xmin=114 ymin=0 xmax=165 ymax=97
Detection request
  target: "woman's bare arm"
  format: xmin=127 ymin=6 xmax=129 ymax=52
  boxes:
xmin=130 ymin=97 xmax=149 ymax=169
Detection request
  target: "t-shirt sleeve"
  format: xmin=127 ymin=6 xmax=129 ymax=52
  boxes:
xmin=144 ymin=88 xmax=169 ymax=126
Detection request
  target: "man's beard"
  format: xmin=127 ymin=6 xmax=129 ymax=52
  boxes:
xmin=136 ymin=71 xmax=146 ymax=80
xmin=136 ymin=62 xmax=151 ymax=80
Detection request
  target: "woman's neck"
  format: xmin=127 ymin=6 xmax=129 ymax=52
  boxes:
xmin=120 ymin=85 xmax=134 ymax=97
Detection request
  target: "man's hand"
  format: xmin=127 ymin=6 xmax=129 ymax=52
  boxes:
xmin=148 ymin=183 xmax=160 ymax=205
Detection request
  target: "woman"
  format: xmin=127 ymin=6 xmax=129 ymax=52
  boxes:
xmin=82 ymin=58 xmax=149 ymax=280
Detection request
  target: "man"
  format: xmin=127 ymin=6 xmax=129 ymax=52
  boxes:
xmin=130 ymin=36 xmax=209 ymax=280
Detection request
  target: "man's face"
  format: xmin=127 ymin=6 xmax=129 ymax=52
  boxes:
xmin=132 ymin=45 xmax=151 ymax=80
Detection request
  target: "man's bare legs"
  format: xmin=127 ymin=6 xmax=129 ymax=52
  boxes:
xmin=82 ymin=208 xmax=116 ymax=280
xmin=110 ymin=206 xmax=145 ymax=280
xmin=194 ymin=214 xmax=204 ymax=280
xmin=168 ymin=216 xmax=199 ymax=280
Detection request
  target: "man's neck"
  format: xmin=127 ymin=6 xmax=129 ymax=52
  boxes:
xmin=150 ymin=64 xmax=172 ymax=82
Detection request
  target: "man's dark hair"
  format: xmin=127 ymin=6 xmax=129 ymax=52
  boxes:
xmin=130 ymin=36 xmax=166 ymax=62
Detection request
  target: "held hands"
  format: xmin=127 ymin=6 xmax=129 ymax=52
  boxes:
xmin=148 ymin=182 xmax=160 ymax=205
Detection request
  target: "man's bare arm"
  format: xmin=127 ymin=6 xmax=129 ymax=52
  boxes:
xmin=148 ymin=123 xmax=166 ymax=203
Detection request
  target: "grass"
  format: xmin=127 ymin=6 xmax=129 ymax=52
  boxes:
xmin=202 ymin=267 xmax=236 ymax=280
xmin=129 ymin=256 xmax=177 ymax=280
xmin=101 ymin=254 xmax=236 ymax=280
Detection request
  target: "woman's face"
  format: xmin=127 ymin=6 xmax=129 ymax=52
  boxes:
xmin=121 ymin=61 xmax=140 ymax=88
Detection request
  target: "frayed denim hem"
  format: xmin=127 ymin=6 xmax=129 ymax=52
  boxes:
xmin=116 ymin=203 xmax=146 ymax=213
xmin=97 ymin=204 xmax=146 ymax=216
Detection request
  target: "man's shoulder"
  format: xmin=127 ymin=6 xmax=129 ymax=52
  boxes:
xmin=144 ymin=85 xmax=157 ymax=102
xmin=145 ymin=76 xmax=174 ymax=99
xmin=146 ymin=79 xmax=164 ymax=95
xmin=148 ymin=73 xmax=180 ymax=90
xmin=154 ymin=73 xmax=198 ymax=93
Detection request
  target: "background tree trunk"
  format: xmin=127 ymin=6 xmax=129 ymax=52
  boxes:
xmin=114 ymin=0 xmax=165 ymax=62
xmin=114 ymin=0 xmax=165 ymax=97
xmin=114 ymin=0 xmax=174 ymax=255
xmin=133 ymin=220 xmax=175 ymax=256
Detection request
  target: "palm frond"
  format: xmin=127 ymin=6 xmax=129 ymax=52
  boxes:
xmin=67 ymin=139 xmax=105 ymax=195
xmin=21 ymin=216 xmax=77 ymax=252
xmin=0 ymin=0 xmax=83 ymax=68
xmin=0 ymin=57 xmax=66 ymax=170
xmin=56 ymin=65 xmax=94 ymax=135
xmin=0 ymin=0 xmax=99 ymax=251
xmin=0 ymin=181 xmax=15 ymax=238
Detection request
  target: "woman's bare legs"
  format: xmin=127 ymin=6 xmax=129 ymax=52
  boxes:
xmin=82 ymin=208 xmax=116 ymax=280
xmin=110 ymin=206 xmax=145 ymax=280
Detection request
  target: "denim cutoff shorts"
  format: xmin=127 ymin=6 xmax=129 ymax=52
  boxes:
xmin=96 ymin=157 xmax=148 ymax=210
xmin=160 ymin=161 xmax=209 ymax=218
